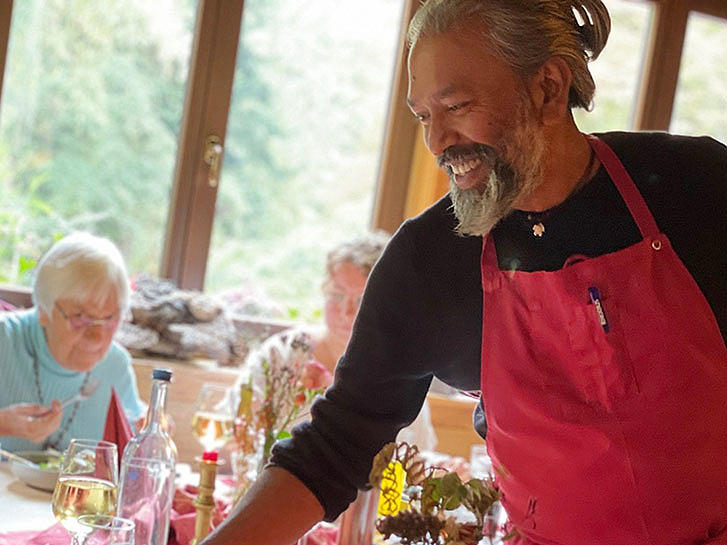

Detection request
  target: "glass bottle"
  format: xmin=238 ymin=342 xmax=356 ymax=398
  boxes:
xmin=117 ymin=368 xmax=178 ymax=545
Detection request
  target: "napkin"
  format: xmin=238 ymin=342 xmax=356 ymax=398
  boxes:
xmin=0 ymin=523 xmax=68 ymax=545
xmin=168 ymin=484 xmax=231 ymax=545
xmin=102 ymin=388 xmax=133 ymax=465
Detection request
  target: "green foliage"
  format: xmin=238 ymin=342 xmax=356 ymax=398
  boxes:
xmin=0 ymin=0 xmax=192 ymax=281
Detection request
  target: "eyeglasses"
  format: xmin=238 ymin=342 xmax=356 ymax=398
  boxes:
xmin=55 ymin=302 xmax=120 ymax=331
xmin=323 ymin=287 xmax=363 ymax=309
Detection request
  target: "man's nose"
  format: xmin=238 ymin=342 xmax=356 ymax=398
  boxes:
xmin=424 ymin=114 xmax=457 ymax=157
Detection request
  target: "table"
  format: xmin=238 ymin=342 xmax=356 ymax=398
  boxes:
xmin=0 ymin=461 xmax=56 ymax=531
xmin=0 ymin=462 xmax=223 ymax=534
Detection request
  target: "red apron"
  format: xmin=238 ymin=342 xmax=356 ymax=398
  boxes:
xmin=480 ymin=136 xmax=727 ymax=545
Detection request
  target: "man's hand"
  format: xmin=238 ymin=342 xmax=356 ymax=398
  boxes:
xmin=0 ymin=401 xmax=62 ymax=442
xmin=202 ymin=466 xmax=325 ymax=545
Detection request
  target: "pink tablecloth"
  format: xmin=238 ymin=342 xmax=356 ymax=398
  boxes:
xmin=0 ymin=523 xmax=69 ymax=545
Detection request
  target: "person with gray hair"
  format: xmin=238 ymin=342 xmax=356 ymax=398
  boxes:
xmin=205 ymin=1 xmax=727 ymax=544
xmin=0 ymin=232 xmax=145 ymax=452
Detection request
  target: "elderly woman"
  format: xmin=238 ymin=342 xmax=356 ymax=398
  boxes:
xmin=0 ymin=232 xmax=145 ymax=452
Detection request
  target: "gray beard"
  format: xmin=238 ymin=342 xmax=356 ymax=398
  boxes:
xmin=448 ymin=121 xmax=545 ymax=237
xmin=450 ymin=164 xmax=522 ymax=237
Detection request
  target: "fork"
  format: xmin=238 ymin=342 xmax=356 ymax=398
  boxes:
xmin=59 ymin=379 xmax=101 ymax=410
xmin=33 ymin=379 xmax=101 ymax=418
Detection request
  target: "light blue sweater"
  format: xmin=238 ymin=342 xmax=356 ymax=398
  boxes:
xmin=0 ymin=309 xmax=145 ymax=452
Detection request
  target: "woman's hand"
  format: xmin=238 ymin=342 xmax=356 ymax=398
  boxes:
xmin=0 ymin=401 xmax=62 ymax=443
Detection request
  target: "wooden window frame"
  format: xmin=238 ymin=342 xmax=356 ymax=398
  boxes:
xmin=161 ymin=0 xmax=244 ymax=290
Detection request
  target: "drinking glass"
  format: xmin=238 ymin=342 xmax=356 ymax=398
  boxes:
xmin=192 ymin=383 xmax=235 ymax=452
xmin=481 ymin=502 xmax=508 ymax=545
xmin=77 ymin=515 xmax=135 ymax=545
xmin=470 ymin=444 xmax=493 ymax=479
xmin=52 ymin=439 xmax=119 ymax=545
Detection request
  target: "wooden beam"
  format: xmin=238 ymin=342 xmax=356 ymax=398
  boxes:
xmin=371 ymin=0 xmax=421 ymax=234
xmin=0 ymin=1 xmax=13 ymax=107
xmin=633 ymin=0 xmax=689 ymax=131
xmin=0 ymin=284 xmax=32 ymax=308
xmin=689 ymin=0 xmax=727 ymax=19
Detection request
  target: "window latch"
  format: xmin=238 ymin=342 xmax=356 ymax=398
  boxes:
xmin=203 ymin=135 xmax=223 ymax=188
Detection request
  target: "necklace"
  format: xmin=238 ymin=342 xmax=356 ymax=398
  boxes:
xmin=527 ymin=146 xmax=597 ymax=237
xmin=33 ymin=358 xmax=90 ymax=451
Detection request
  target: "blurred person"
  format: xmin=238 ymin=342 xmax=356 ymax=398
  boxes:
xmin=314 ymin=230 xmax=394 ymax=373
xmin=0 ymin=232 xmax=146 ymax=452
xmin=236 ymin=231 xmax=437 ymax=450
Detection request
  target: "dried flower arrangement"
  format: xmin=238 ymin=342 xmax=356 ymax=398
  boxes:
xmin=232 ymin=330 xmax=332 ymax=499
xmin=369 ymin=442 xmax=505 ymax=545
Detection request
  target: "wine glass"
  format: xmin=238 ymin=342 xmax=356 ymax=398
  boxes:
xmin=482 ymin=501 xmax=509 ymax=545
xmin=52 ymin=439 xmax=119 ymax=545
xmin=192 ymin=383 xmax=235 ymax=452
xmin=77 ymin=515 xmax=135 ymax=545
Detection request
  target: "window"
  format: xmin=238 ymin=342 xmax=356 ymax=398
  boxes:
xmin=672 ymin=12 xmax=727 ymax=143
xmin=574 ymin=0 xmax=652 ymax=133
xmin=0 ymin=0 xmax=195 ymax=285
xmin=206 ymin=0 xmax=402 ymax=319
xmin=0 ymin=0 xmax=403 ymax=323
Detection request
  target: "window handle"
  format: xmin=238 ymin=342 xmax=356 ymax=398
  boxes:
xmin=203 ymin=135 xmax=223 ymax=187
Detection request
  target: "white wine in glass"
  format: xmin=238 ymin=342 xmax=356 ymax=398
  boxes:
xmin=191 ymin=383 xmax=235 ymax=451
xmin=52 ymin=439 xmax=119 ymax=545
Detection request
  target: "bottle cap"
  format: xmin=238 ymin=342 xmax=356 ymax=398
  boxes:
xmin=202 ymin=451 xmax=218 ymax=462
xmin=152 ymin=368 xmax=173 ymax=381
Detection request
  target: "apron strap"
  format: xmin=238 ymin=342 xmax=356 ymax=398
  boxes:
xmin=587 ymin=135 xmax=660 ymax=238
xmin=483 ymin=234 xmax=498 ymax=269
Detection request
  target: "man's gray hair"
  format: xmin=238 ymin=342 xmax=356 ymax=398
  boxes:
xmin=32 ymin=232 xmax=131 ymax=315
xmin=326 ymin=230 xmax=389 ymax=279
xmin=407 ymin=0 xmax=611 ymax=110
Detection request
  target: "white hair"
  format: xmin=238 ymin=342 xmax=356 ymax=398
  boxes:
xmin=32 ymin=232 xmax=130 ymax=315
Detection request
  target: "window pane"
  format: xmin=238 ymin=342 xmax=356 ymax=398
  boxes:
xmin=671 ymin=12 xmax=727 ymax=144
xmin=574 ymin=0 xmax=651 ymax=133
xmin=0 ymin=0 xmax=195 ymax=284
xmin=207 ymin=0 xmax=402 ymax=320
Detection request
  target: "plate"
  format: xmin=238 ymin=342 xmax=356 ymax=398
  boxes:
xmin=10 ymin=450 xmax=61 ymax=492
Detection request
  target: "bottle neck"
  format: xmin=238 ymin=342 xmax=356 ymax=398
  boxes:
xmin=144 ymin=379 xmax=169 ymax=433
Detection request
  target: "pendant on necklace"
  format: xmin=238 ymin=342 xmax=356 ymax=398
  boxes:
xmin=532 ymin=222 xmax=545 ymax=237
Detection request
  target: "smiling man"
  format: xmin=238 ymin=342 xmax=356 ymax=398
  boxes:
xmin=204 ymin=1 xmax=727 ymax=544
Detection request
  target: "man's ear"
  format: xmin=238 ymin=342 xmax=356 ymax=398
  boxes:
xmin=527 ymin=56 xmax=573 ymax=125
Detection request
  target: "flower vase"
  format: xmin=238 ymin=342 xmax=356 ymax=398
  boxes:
xmin=231 ymin=419 xmax=264 ymax=502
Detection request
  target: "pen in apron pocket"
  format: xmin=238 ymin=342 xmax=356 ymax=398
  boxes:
xmin=588 ymin=286 xmax=609 ymax=332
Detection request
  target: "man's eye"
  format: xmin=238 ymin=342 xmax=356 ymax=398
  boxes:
xmin=448 ymin=102 xmax=468 ymax=112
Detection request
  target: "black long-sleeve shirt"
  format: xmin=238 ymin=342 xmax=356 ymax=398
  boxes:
xmin=271 ymin=131 xmax=727 ymax=520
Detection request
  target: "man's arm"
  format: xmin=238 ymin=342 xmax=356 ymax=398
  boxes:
xmin=201 ymin=466 xmax=324 ymax=545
